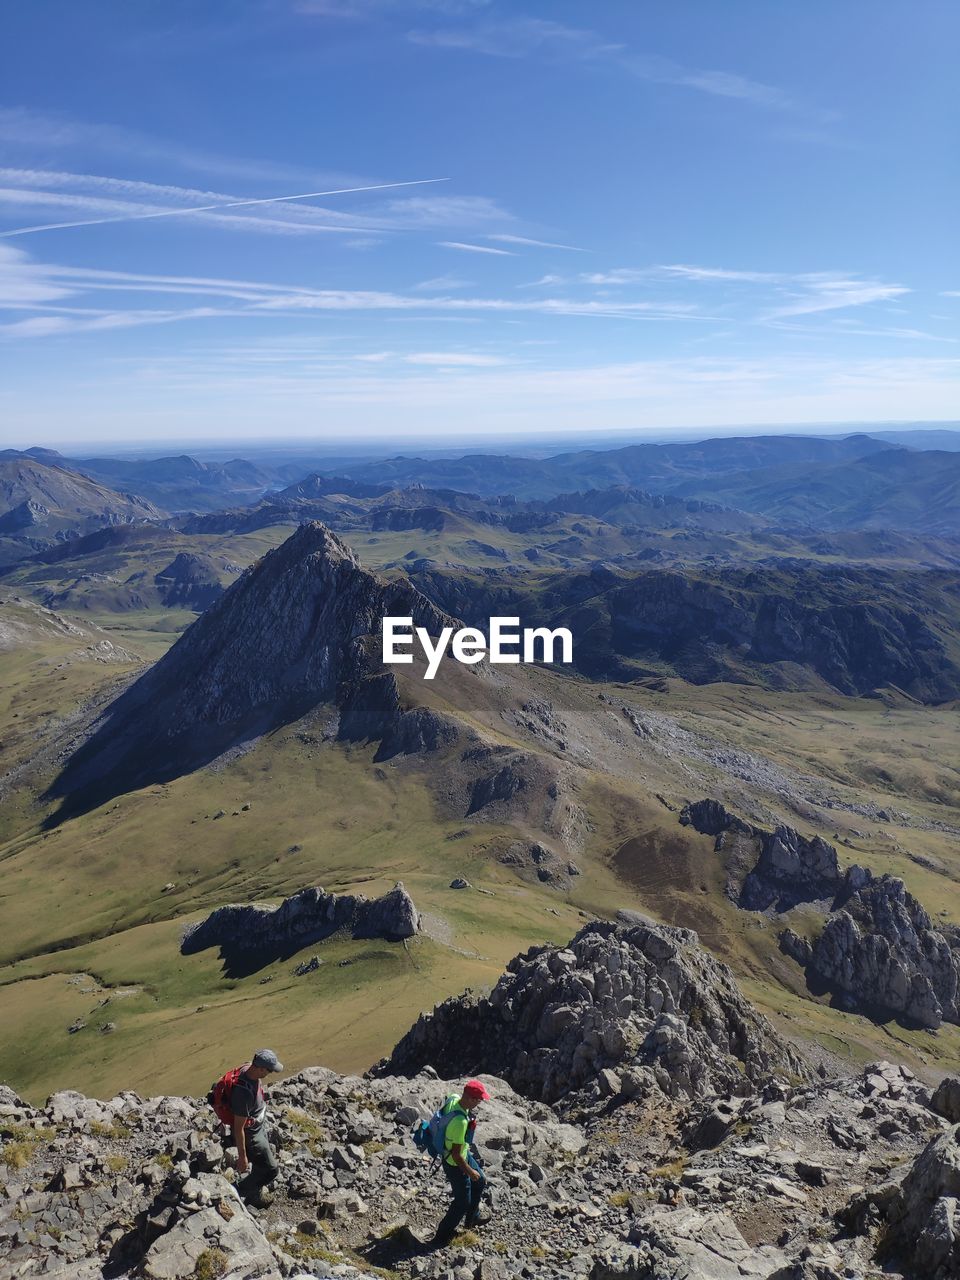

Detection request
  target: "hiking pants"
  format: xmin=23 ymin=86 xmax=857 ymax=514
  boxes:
xmin=238 ymin=1124 xmax=279 ymax=1197
xmin=436 ymin=1153 xmax=486 ymax=1241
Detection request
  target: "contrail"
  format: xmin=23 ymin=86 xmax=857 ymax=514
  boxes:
xmin=0 ymin=176 xmax=450 ymax=238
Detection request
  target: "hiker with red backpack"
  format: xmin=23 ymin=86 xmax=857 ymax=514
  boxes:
xmin=427 ymin=1079 xmax=491 ymax=1249
xmin=209 ymin=1049 xmax=284 ymax=1207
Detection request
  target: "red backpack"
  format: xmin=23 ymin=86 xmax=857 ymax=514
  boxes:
xmin=208 ymin=1065 xmax=248 ymax=1127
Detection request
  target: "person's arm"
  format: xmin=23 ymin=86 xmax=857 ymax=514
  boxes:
xmin=451 ymin=1143 xmax=481 ymax=1180
xmin=232 ymin=1116 xmax=249 ymax=1173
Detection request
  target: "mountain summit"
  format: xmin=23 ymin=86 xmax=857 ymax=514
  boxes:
xmin=47 ymin=522 xmax=453 ymax=816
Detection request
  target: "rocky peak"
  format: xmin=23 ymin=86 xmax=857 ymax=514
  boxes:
xmin=380 ymin=916 xmax=808 ymax=1108
xmin=48 ymin=523 xmax=456 ymax=811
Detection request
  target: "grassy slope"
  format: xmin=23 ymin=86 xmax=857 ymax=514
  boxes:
xmin=3 ymin=563 xmax=960 ymax=1103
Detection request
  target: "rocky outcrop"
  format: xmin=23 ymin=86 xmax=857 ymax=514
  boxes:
xmin=375 ymin=705 xmax=461 ymax=761
xmin=884 ymin=1126 xmax=960 ymax=1277
xmin=930 ymin=1076 xmax=960 ymax=1124
xmin=181 ymin=881 xmax=420 ymax=962
xmin=497 ymin=839 xmax=581 ymax=890
xmin=740 ymin=826 xmax=841 ymax=912
xmin=807 ymin=872 xmax=960 ymax=1029
xmin=380 ymin=917 xmax=809 ymax=1106
xmin=680 ymin=800 xmax=842 ymax=911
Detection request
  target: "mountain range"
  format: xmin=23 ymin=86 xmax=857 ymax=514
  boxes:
xmin=2 ymin=427 xmax=960 ymax=1174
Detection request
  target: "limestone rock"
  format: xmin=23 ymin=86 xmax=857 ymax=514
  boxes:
xmin=885 ymin=1126 xmax=960 ymax=1277
xmin=808 ymin=873 xmax=960 ymax=1028
xmin=379 ymin=918 xmax=809 ymax=1104
xmin=181 ymin=880 xmax=419 ymax=956
xmin=931 ymin=1077 xmax=960 ymax=1123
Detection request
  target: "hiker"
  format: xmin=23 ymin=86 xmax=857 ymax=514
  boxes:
xmin=226 ymin=1048 xmax=284 ymax=1206
xmin=429 ymin=1079 xmax=490 ymax=1248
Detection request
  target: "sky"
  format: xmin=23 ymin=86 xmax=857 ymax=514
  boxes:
xmin=0 ymin=0 xmax=958 ymax=448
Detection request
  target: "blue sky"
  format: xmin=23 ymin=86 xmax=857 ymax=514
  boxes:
xmin=1 ymin=0 xmax=958 ymax=447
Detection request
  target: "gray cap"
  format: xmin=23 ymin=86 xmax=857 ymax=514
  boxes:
xmin=252 ymin=1048 xmax=284 ymax=1072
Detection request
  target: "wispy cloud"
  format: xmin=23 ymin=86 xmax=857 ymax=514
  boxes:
xmin=408 ymin=16 xmax=619 ymax=60
xmin=348 ymin=348 xmax=510 ymax=365
xmin=382 ymin=194 xmax=509 ymax=226
xmin=519 ymin=274 xmax=567 ymax=288
xmin=0 ymin=244 xmax=705 ymax=337
xmin=408 ymin=17 xmax=833 ymax=123
xmin=764 ymin=280 xmax=909 ymax=319
xmin=412 ymin=274 xmax=474 ymax=291
xmin=403 ymin=351 xmax=507 ymax=365
xmin=652 ymin=263 xmax=910 ymax=319
xmin=658 ymin=264 xmax=786 ymax=283
xmin=0 ymin=107 xmax=333 ymax=185
xmin=488 ymin=233 xmax=587 ymax=251
xmin=581 ymin=268 xmax=649 ymax=285
xmin=439 ymin=240 xmax=515 ymax=255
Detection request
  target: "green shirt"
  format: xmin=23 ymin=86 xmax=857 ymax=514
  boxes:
xmin=442 ymin=1095 xmax=469 ymax=1165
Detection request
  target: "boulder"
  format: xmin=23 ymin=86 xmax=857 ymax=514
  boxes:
xmin=931 ymin=1077 xmax=960 ymax=1124
xmin=885 ymin=1126 xmax=960 ymax=1277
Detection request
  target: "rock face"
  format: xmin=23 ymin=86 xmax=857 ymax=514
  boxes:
xmin=380 ymin=917 xmax=809 ymax=1105
xmin=680 ymin=800 xmax=842 ymax=911
xmin=808 ymin=871 xmax=960 ymax=1029
xmin=181 ymin=881 xmax=420 ymax=962
xmin=885 ymin=1126 xmax=960 ymax=1278
xmin=930 ymin=1076 xmax=960 ymax=1124
xmin=739 ymin=826 xmax=841 ymax=912
xmin=684 ymin=800 xmax=960 ymax=1032
xmin=48 ymin=522 xmax=457 ymax=812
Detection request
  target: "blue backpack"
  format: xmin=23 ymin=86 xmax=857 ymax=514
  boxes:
xmin=411 ymin=1095 xmax=468 ymax=1160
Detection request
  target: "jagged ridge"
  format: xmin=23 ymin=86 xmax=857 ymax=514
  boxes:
xmin=380 ymin=916 xmax=808 ymax=1105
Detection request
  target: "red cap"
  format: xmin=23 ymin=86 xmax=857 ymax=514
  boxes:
xmin=463 ymin=1078 xmax=491 ymax=1100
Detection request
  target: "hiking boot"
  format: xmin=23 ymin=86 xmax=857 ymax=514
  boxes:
xmin=465 ymin=1210 xmax=490 ymax=1228
xmin=244 ymin=1189 xmax=274 ymax=1209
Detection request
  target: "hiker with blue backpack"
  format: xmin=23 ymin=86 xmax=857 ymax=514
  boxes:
xmin=421 ymin=1079 xmax=491 ymax=1248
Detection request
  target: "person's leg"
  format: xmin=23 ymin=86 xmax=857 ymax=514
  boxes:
xmin=432 ymin=1162 xmax=471 ymax=1244
xmin=238 ymin=1126 xmax=279 ymax=1200
xmin=464 ymin=1153 xmax=487 ymax=1227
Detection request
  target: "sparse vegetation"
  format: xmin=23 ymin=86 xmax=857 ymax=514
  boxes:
xmin=90 ymin=1119 xmax=130 ymax=1139
xmin=193 ymin=1249 xmax=227 ymax=1280
xmin=649 ymin=1157 xmax=686 ymax=1181
xmin=0 ymin=1125 xmax=53 ymax=1170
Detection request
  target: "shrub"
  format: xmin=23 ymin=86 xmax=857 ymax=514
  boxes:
xmin=193 ymin=1249 xmax=227 ymax=1280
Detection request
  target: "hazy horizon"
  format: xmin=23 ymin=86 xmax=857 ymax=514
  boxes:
xmin=7 ymin=419 xmax=960 ymax=461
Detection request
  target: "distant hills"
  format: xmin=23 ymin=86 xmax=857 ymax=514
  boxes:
xmin=315 ymin=432 xmax=895 ymax=500
xmin=4 ymin=430 xmax=960 ymax=535
xmin=0 ymin=457 xmax=162 ymax=561
xmin=674 ymin=448 xmax=960 ymax=535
